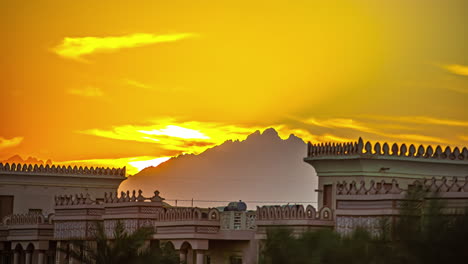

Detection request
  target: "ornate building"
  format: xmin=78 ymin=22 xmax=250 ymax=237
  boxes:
xmin=0 ymin=138 xmax=467 ymax=264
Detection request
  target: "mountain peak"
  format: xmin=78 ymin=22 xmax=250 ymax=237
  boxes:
xmin=120 ymin=126 xmax=317 ymax=209
xmin=261 ymin=128 xmax=279 ymax=138
xmin=287 ymin=133 xmax=304 ymax=143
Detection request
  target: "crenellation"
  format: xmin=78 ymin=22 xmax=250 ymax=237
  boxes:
xmin=365 ymin=141 xmax=372 ymax=154
xmin=257 ymin=204 xmax=318 ymax=220
xmin=337 ymin=179 xmax=404 ymax=195
xmin=391 ymin=143 xmax=398 ymax=156
xmin=54 ymin=193 xmax=96 ymax=206
xmin=3 ymin=213 xmax=46 ymax=226
xmin=306 ymin=138 xmax=468 ymax=163
xmin=400 ymin=143 xmax=407 ymax=156
xmin=382 ymin=142 xmax=389 ymax=155
xmin=337 ymin=177 xmax=467 ymax=196
xmin=0 ymin=162 xmax=126 ymax=176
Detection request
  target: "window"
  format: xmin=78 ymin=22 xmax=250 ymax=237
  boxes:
xmin=0 ymin=196 xmax=14 ymax=220
xmin=323 ymin=185 xmax=332 ymax=207
xmin=230 ymin=256 xmax=242 ymax=264
xmin=29 ymin=208 xmax=43 ymax=214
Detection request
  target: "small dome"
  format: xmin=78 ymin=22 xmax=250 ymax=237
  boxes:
xmin=224 ymin=200 xmax=247 ymax=211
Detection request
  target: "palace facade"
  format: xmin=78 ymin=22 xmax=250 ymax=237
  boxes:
xmin=1 ymin=138 xmax=467 ymax=264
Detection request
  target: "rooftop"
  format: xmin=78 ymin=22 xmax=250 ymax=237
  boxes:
xmin=0 ymin=162 xmax=126 ymax=177
xmin=305 ymin=138 xmax=468 ymax=164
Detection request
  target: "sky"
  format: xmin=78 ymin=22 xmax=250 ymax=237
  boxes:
xmin=1 ymin=0 xmax=467 ymax=175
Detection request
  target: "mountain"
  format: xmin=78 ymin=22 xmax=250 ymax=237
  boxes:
xmin=1 ymin=155 xmax=52 ymax=165
xmin=119 ymin=128 xmax=318 ymax=209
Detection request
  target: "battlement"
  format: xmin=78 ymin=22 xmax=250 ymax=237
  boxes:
xmin=0 ymin=162 xmax=126 ymax=177
xmin=256 ymin=204 xmax=332 ymax=221
xmin=306 ymin=138 xmax=468 ymax=163
xmin=337 ymin=176 xmax=468 ymax=196
xmin=2 ymin=213 xmax=49 ymax=226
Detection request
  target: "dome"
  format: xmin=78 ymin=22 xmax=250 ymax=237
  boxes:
xmin=224 ymin=200 xmax=247 ymax=211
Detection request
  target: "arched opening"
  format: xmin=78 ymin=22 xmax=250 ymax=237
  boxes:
xmin=0 ymin=242 xmax=12 ymax=264
xmin=180 ymin=241 xmax=194 ymax=264
xmin=26 ymin=244 xmax=34 ymax=264
xmin=14 ymin=243 xmax=25 ymax=264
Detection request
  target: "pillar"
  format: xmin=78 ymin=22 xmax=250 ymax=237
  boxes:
xmin=179 ymin=251 xmax=187 ymax=264
xmin=25 ymin=250 xmax=32 ymax=264
xmin=187 ymin=249 xmax=194 ymax=264
xmin=196 ymin=250 xmax=205 ymax=264
xmin=13 ymin=251 xmax=19 ymax=264
xmin=38 ymin=250 xmax=45 ymax=264
xmin=56 ymin=241 xmax=65 ymax=264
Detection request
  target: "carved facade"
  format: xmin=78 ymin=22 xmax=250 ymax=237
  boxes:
xmin=0 ymin=138 xmax=467 ymax=264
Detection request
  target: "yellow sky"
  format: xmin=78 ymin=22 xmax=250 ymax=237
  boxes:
xmin=1 ymin=0 xmax=467 ymax=175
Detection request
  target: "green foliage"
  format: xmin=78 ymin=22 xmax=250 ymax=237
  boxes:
xmin=60 ymin=221 xmax=179 ymax=264
xmin=260 ymin=188 xmax=468 ymax=264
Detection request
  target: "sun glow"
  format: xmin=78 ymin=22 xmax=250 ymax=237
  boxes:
xmin=55 ymin=156 xmax=172 ymax=175
xmin=139 ymin=125 xmax=210 ymax=139
xmin=79 ymin=119 xmax=267 ymax=154
xmin=128 ymin=157 xmax=171 ymax=172
xmin=2 ymin=0 xmax=467 ymax=177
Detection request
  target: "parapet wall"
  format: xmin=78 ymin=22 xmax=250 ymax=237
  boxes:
xmin=307 ymin=138 xmax=468 ymax=162
xmin=0 ymin=162 xmax=125 ymax=177
xmin=335 ymin=177 xmax=468 ymax=236
xmin=336 ymin=176 xmax=468 ymax=196
xmin=53 ymin=190 xmax=221 ymax=240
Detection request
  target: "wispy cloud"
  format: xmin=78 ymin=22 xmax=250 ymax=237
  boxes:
xmin=0 ymin=136 xmax=23 ymax=150
xmin=68 ymin=86 xmax=104 ymax=97
xmin=79 ymin=119 xmax=266 ymax=154
xmin=124 ymin=79 xmax=153 ymax=89
xmin=305 ymin=118 xmax=378 ymax=134
xmin=365 ymin=115 xmax=468 ymax=128
xmin=53 ymin=33 xmax=197 ymax=61
xmin=296 ymin=116 xmax=457 ymax=145
xmin=442 ymin=64 xmax=468 ymax=76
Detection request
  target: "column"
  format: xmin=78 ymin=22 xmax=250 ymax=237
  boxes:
xmin=25 ymin=250 xmax=32 ymax=264
xmin=38 ymin=250 xmax=45 ymax=264
xmin=196 ymin=250 xmax=204 ymax=264
xmin=56 ymin=241 xmax=64 ymax=264
xmin=68 ymin=244 xmax=75 ymax=264
xmin=13 ymin=251 xmax=19 ymax=264
xmin=179 ymin=251 xmax=187 ymax=264
xmin=187 ymin=249 xmax=194 ymax=264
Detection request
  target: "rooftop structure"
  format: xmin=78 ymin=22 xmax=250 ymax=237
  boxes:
xmin=0 ymin=137 xmax=467 ymax=264
xmin=305 ymin=138 xmax=468 ymax=209
xmin=0 ymin=162 xmax=126 ymax=219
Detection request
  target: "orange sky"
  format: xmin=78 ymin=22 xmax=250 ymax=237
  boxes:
xmin=1 ymin=0 xmax=467 ymax=175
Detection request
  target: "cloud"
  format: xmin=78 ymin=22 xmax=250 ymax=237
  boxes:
xmin=305 ymin=118 xmax=378 ymax=134
xmin=139 ymin=125 xmax=210 ymax=139
xmin=124 ymin=79 xmax=153 ymax=89
xmin=55 ymin=156 xmax=171 ymax=175
xmin=442 ymin=64 xmax=468 ymax=76
xmin=68 ymin=86 xmax=104 ymax=97
xmin=365 ymin=115 xmax=468 ymax=128
xmin=296 ymin=116 xmax=458 ymax=145
xmin=79 ymin=119 xmax=266 ymax=154
xmin=0 ymin=136 xmax=23 ymax=150
xmin=53 ymin=33 xmax=197 ymax=61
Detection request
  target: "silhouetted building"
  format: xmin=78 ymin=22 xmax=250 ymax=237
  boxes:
xmin=0 ymin=138 xmax=467 ymax=264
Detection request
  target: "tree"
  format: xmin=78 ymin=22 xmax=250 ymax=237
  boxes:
xmin=260 ymin=188 xmax=468 ymax=264
xmin=60 ymin=221 xmax=179 ymax=264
